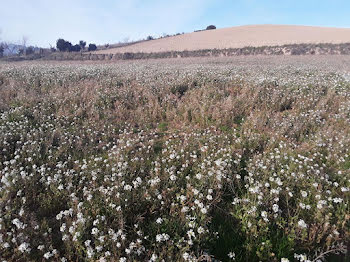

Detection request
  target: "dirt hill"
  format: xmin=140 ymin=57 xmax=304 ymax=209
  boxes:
xmin=93 ymin=24 xmax=350 ymax=54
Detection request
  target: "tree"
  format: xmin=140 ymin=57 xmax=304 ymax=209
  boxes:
xmin=66 ymin=41 xmax=72 ymax=52
xmin=147 ymin=35 xmax=154 ymax=41
xmin=3 ymin=43 xmax=18 ymax=56
xmin=79 ymin=40 xmax=86 ymax=50
xmin=56 ymin=38 xmax=72 ymax=52
xmin=206 ymin=25 xmax=216 ymax=30
xmin=70 ymin=44 xmax=81 ymax=52
xmin=56 ymin=38 xmax=66 ymax=51
xmin=88 ymin=43 xmax=97 ymax=51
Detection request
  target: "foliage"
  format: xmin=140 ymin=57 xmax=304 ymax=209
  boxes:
xmin=79 ymin=40 xmax=86 ymax=50
xmin=70 ymin=44 xmax=81 ymax=52
xmin=56 ymin=39 xmax=72 ymax=52
xmin=206 ymin=25 xmax=217 ymax=30
xmin=88 ymin=43 xmax=97 ymax=51
xmin=57 ymin=39 xmax=83 ymax=52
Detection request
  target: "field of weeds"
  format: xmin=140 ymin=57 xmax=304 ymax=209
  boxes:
xmin=0 ymin=56 xmax=349 ymax=262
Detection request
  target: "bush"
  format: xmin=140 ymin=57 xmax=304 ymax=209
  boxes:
xmin=0 ymin=44 xmax=3 ymax=58
xmin=88 ymin=43 xmax=97 ymax=51
xmin=206 ymin=25 xmax=216 ymax=30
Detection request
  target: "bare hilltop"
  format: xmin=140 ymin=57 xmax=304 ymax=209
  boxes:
xmin=94 ymin=24 xmax=350 ymax=54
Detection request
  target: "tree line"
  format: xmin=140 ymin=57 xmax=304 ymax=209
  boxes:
xmin=56 ymin=39 xmax=97 ymax=52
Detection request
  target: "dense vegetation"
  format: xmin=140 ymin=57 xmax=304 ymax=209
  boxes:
xmin=56 ymin=39 xmax=95 ymax=52
xmin=206 ymin=25 xmax=216 ymax=30
xmin=0 ymin=57 xmax=349 ymax=261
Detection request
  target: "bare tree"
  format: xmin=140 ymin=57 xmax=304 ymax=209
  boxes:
xmin=0 ymin=30 xmax=18 ymax=57
xmin=18 ymin=36 xmax=26 ymax=56
xmin=3 ymin=42 xmax=18 ymax=56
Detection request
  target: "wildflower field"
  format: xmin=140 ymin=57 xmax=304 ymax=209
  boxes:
xmin=0 ymin=56 xmax=349 ymax=262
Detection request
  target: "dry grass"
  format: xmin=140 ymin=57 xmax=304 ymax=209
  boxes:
xmin=0 ymin=56 xmax=349 ymax=261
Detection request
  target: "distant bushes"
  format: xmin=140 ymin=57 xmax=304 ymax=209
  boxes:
xmin=206 ymin=25 xmax=217 ymax=30
xmin=56 ymin=39 xmax=72 ymax=52
xmin=88 ymin=44 xmax=97 ymax=51
xmin=56 ymin=38 xmax=96 ymax=52
xmin=70 ymin=44 xmax=81 ymax=52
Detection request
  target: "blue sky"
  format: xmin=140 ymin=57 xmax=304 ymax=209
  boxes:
xmin=1 ymin=0 xmax=350 ymax=47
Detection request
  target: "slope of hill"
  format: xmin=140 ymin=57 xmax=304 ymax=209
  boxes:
xmin=94 ymin=24 xmax=350 ymax=54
